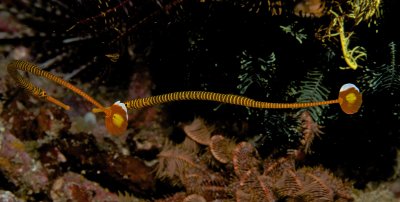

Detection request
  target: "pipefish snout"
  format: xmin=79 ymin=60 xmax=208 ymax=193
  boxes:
xmin=8 ymin=60 xmax=362 ymax=136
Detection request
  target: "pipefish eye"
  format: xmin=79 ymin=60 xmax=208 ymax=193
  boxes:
xmin=105 ymin=101 xmax=128 ymax=136
xmin=338 ymin=83 xmax=362 ymax=114
xmin=39 ymin=91 xmax=47 ymax=97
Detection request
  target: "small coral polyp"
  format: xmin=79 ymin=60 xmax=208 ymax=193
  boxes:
xmin=7 ymin=60 xmax=362 ymax=136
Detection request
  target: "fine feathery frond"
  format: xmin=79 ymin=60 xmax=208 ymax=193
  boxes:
xmin=232 ymin=142 xmax=261 ymax=177
xmin=156 ymin=142 xmax=202 ymax=183
xmin=365 ymin=41 xmax=400 ymax=95
xmin=209 ymin=135 xmax=236 ymax=164
xmin=237 ymin=51 xmax=277 ymax=96
xmin=182 ymin=117 xmax=214 ymax=146
xmin=296 ymin=70 xmax=330 ymax=123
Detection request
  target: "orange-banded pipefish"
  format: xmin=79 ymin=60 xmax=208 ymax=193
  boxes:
xmin=94 ymin=82 xmax=362 ymax=121
xmin=8 ymin=60 xmax=362 ymax=136
xmin=7 ymin=60 xmax=128 ymax=136
xmin=107 ymin=84 xmax=361 ymax=134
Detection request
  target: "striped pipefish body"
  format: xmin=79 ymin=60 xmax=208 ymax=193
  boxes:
xmin=124 ymin=91 xmax=340 ymax=110
xmin=7 ymin=60 xmax=105 ymax=111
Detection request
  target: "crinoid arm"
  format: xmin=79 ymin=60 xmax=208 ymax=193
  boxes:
xmin=338 ymin=18 xmax=367 ymax=70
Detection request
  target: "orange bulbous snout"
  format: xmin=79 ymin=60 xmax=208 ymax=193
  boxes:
xmin=104 ymin=101 xmax=128 ymax=136
xmin=338 ymin=83 xmax=362 ymax=114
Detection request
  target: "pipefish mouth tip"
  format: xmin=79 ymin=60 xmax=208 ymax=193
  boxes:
xmin=92 ymin=108 xmax=103 ymax=113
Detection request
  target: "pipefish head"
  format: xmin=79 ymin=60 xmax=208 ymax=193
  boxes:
xmin=93 ymin=101 xmax=128 ymax=136
xmin=338 ymin=83 xmax=362 ymax=114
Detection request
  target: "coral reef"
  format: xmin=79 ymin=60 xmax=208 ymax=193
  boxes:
xmin=155 ymin=118 xmax=354 ymax=201
xmin=50 ymin=172 xmax=120 ymax=202
xmin=1 ymin=0 xmax=400 ymax=201
xmin=0 ymin=132 xmax=49 ymax=194
xmin=0 ymin=190 xmax=24 ymax=202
